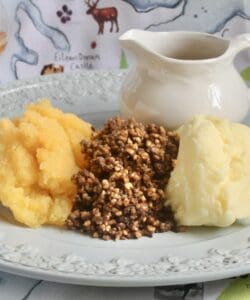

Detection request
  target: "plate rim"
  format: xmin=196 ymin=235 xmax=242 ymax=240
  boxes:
xmin=0 ymin=253 xmax=249 ymax=287
xmin=1 ymin=225 xmax=250 ymax=287
xmin=0 ymin=71 xmax=250 ymax=287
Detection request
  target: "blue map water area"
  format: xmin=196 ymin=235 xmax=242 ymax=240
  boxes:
xmin=122 ymin=0 xmax=183 ymax=12
xmin=123 ymin=0 xmax=250 ymax=33
xmin=11 ymin=0 xmax=70 ymax=79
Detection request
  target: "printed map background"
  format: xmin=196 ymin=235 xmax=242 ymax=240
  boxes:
xmin=0 ymin=1 xmax=250 ymax=298
xmin=0 ymin=0 xmax=249 ymax=84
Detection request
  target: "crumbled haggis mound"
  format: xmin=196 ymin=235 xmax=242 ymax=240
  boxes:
xmin=66 ymin=117 xmax=185 ymax=240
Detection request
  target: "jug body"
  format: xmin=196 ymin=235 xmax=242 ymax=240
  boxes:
xmin=119 ymin=30 xmax=250 ymax=129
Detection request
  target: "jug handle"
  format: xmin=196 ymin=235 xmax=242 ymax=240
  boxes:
xmin=228 ymin=34 xmax=250 ymax=101
xmin=228 ymin=34 xmax=250 ymax=57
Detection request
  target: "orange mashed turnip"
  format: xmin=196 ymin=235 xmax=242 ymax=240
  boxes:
xmin=0 ymin=100 xmax=92 ymax=227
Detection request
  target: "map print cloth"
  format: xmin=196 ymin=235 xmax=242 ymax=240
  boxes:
xmin=0 ymin=0 xmax=249 ymax=84
xmin=0 ymin=1 xmax=250 ymax=298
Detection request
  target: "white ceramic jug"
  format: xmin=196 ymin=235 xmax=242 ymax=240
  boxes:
xmin=119 ymin=29 xmax=250 ymax=129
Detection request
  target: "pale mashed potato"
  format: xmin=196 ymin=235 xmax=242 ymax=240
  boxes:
xmin=166 ymin=116 xmax=250 ymax=227
xmin=0 ymin=100 xmax=92 ymax=227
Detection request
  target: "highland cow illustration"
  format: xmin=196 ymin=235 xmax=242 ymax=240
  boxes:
xmin=0 ymin=32 xmax=7 ymax=54
xmin=85 ymin=0 xmax=119 ymax=34
xmin=41 ymin=64 xmax=64 ymax=75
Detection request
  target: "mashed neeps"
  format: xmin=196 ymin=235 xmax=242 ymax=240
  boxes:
xmin=0 ymin=100 xmax=92 ymax=227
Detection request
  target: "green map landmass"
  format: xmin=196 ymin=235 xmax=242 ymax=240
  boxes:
xmin=120 ymin=49 xmax=128 ymax=69
xmin=241 ymin=67 xmax=250 ymax=81
xmin=218 ymin=277 xmax=250 ymax=300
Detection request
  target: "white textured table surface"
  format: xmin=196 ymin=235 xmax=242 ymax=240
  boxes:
xmin=0 ymin=272 xmax=153 ymax=300
xmin=1 ymin=271 xmax=249 ymax=300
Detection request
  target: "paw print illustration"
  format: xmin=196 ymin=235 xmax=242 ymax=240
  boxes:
xmin=57 ymin=5 xmax=73 ymax=24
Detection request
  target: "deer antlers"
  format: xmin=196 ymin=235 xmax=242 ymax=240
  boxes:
xmin=84 ymin=0 xmax=91 ymax=6
xmin=84 ymin=0 xmax=99 ymax=7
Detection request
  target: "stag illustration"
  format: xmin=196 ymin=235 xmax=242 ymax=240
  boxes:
xmin=85 ymin=0 xmax=119 ymax=35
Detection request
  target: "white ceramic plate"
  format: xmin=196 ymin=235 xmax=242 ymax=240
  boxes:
xmin=0 ymin=71 xmax=250 ymax=287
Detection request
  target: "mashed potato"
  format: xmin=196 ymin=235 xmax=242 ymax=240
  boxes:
xmin=0 ymin=100 xmax=92 ymax=227
xmin=166 ymin=116 xmax=250 ymax=227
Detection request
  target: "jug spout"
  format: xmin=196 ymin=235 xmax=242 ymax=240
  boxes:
xmin=119 ymin=29 xmax=148 ymax=51
xmin=119 ymin=29 xmax=162 ymax=64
